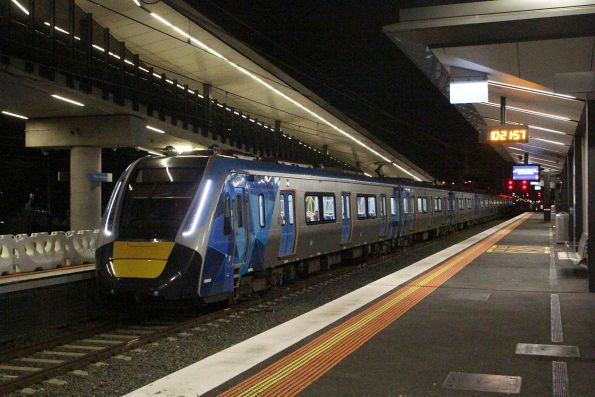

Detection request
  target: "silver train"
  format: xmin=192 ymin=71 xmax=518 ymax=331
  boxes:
xmin=95 ymin=152 xmax=514 ymax=302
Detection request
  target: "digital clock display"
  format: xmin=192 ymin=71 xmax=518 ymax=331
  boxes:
xmin=487 ymin=126 xmax=529 ymax=143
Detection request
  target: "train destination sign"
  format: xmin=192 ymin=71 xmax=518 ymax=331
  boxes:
xmin=486 ymin=125 xmax=529 ymax=143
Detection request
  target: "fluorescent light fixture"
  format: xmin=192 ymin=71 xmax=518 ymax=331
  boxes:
xmin=10 ymin=0 xmax=29 ymax=15
xmin=174 ymin=145 xmax=193 ymax=153
xmin=481 ymin=102 xmax=571 ymax=121
xmin=530 ymin=156 xmax=559 ymax=164
xmin=364 ymin=172 xmax=372 ymax=177
xmin=150 ymin=12 xmax=172 ymax=27
xmin=92 ymin=44 xmax=105 ymax=52
xmin=146 ymin=125 xmax=165 ymax=134
xmin=2 ymin=110 xmax=28 ymax=120
xmin=529 ymin=125 xmax=568 ymax=136
xmin=487 ymin=80 xmax=577 ymax=100
xmin=532 ymin=137 xmax=567 ymax=146
xmin=517 ymin=143 xmax=565 ymax=154
xmin=132 ymin=0 xmax=141 ymax=6
xmin=148 ymin=11 xmax=414 ymax=179
xmin=449 ymin=80 xmax=488 ymax=104
xmin=51 ymin=94 xmax=85 ymax=106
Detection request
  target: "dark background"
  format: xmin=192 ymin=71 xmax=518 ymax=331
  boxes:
xmin=0 ymin=0 xmax=511 ymax=233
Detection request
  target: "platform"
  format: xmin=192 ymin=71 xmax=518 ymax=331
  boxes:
xmin=126 ymin=213 xmax=594 ymax=397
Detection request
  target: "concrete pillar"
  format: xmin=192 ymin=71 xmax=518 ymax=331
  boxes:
xmin=70 ymin=147 xmax=101 ymax=230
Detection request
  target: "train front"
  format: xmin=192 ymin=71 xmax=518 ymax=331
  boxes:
xmin=95 ymin=154 xmax=212 ymax=300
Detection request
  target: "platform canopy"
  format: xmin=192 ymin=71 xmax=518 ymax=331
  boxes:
xmin=70 ymin=0 xmax=431 ymax=181
xmin=384 ymin=0 xmax=595 ymax=175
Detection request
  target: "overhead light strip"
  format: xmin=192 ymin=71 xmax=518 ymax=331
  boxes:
xmin=529 ymin=156 xmax=560 ymax=164
xmin=532 ymin=137 xmax=567 ymax=146
xmin=487 ymin=81 xmax=577 ymax=101
xmin=51 ymin=94 xmax=85 ymax=106
xmin=529 ymin=125 xmax=568 ymax=136
xmin=10 ymin=0 xmax=29 ymax=15
xmin=2 ymin=110 xmax=28 ymax=119
xmin=481 ymin=102 xmax=572 ymax=121
xmin=144 ymin=10 xmax=422 ymax=181
xmin=146 ymin=125 xmax=165 ymax=134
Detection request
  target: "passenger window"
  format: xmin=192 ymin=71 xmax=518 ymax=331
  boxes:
xmin=258 ymin=194 xmax=265 ymax=227
xmin=223 ymin=195 xmax=232 ymax=235
xmin=380 ymin=195 xmax=386 ymax=217
xmin=417 ymin=197 xmax=423 ymax=213
xmin=367 ymin=196 xmax=376 ymax=218
xmin=236 ymin=194 xmax=243 ymax=227
xmin=287 ymin=194 xmax=295 ymax=225
xmin=422 ymin=197 xmax=428 ymax=213
xmin=357 ymin=196 xmax=367 ymax=218
xmin=322 ymin=195 xmax=336 ymax=221
xmin=305 ymin=193 xmax=335 ymax=224
xmin=305 ymin=194 xmax=320 ymax=222
xmin=402 ymin=197 xmax=409 ymax=214
xmin=390 ymin=197 xmax=397 ymax=216
xmin=279 ymin=195 xmax=286 ymax=225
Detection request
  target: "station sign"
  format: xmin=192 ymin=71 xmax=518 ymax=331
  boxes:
xmin=88 ymin=172 xmax=113 ymax=183
xmin=483 ymin=125 xmax=529 ymax=143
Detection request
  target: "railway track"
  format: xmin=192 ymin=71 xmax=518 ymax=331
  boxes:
xmin=0 ymin=223 xmax=499 ymax=395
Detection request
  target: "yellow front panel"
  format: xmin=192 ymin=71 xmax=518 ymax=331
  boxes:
xmin=112 ymin=259 xmax=168 ymax=278
xmin=112 ymin=241 xmax=175 ymax=279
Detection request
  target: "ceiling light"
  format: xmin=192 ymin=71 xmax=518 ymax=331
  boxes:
xmin=10 ymin=0 xmax=29 ymax=15
xmin=530 ymin=156 xmax=559 ymax=164
xmin=517 ymin=143 xmax=565 ymax=154
xmin=481 ymin=102 xmax=572 ymax=121
xmin=51 ymin=94 xmax=85 ymax=106
xmin=528 ymin=125 xmax=568 ymax=136
xmin=2 ymin=110 xmax=28 ymax=119
xmin=132 ymin=0 xmax=141 ymax=6
xmin=532 ymin=137 xmax=567 ymax=146
xmin=146 ymin=125 xmax=165 ymax=134
xmin=487 ymin=80 xmax=577 ymax=101
xmin=150 ymin=13 xmax=172 ymax=27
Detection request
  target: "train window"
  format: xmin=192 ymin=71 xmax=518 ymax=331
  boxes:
xmin=357 ymin=196 xmax=367 ymax=218
xmin=342 ymin=194 xmax=351 ymax=220
xmin=236 ymin=194 xmax=244 ymax=227
xmin=224 ymin=195 xmax=232 ymax=235
xmin=305 ymin=195 xmax=320 ymax=223
xmin=423 ymin=197 xmax=429 ymax=213
xmin=390 ymin=197 xmax=397 ymax=216
xmin=322 ymin=195 xmax=336 ymax=221
xmin=402 ymin=197 xmax=409 ymax=214
xmin=367 ymin=196 xmax=377 ymax=218
xmin=258 ymin=194 xmax=265 ymax=228
xmin=279 ymin=195 xmax=286 ymax=225
xmin=467 ymin=198 xmax=472 ymax=209
xmin=458 ymin=198 xmax=464 ymax=210
xmin=434 ymin=197 xmax=442 ymax=212
xmin=417 ymin=197 xmax=423 ymax=213
xmin=305 ymin=193 xmax=335 ymax=224
xmin=287 ymin=194 xmax=295 ymax=225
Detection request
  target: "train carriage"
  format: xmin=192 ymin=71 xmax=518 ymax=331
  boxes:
xmin=96 ymin=152 xmax=513 ymax=303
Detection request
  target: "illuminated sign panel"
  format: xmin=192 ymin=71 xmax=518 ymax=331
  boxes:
xmin=449 ymin=81 xmax=488 ymax=104
xmin=512 ymin=165 xmax=540 ymax=181
xmin=487 ymin=125 xmax=529 ymax=143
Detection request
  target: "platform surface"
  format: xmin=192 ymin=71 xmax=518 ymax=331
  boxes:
xmin=127 ymin=213 xmax=594 ymax=397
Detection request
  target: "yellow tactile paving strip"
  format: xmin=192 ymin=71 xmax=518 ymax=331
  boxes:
xmin=217 ymin=213 xmax=532 ymax=397
xmin=487 ymin=244 xmax=550 ymax=254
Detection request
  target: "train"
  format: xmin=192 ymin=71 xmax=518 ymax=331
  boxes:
xmin=96 ymin=151 xmax=514 ymax=302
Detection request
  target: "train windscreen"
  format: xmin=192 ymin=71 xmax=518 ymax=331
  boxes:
xmin=117 ymin=165 xmax=205 ymax=240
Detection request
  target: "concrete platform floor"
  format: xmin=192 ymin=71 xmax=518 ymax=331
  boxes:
xmin=297 ymin=214 xmax=594 ymax=396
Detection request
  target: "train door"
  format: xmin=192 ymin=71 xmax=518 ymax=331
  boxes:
xmin=447 ymin=192 xmax=455 ymax=226
xmin=340 ymin=192 xmax=352 ymax=245
xmin=379 ymin=194 xmax=388 ymax=238
xmin=388 ymin=189 xmax=399 ymax=239
xmin=232 ymin=187 xmax=249 ymax=265
xmin=401 ymin=190 xmax=412 ymax=235
xmin=279 ymin=191 xmax=297 ymax=257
